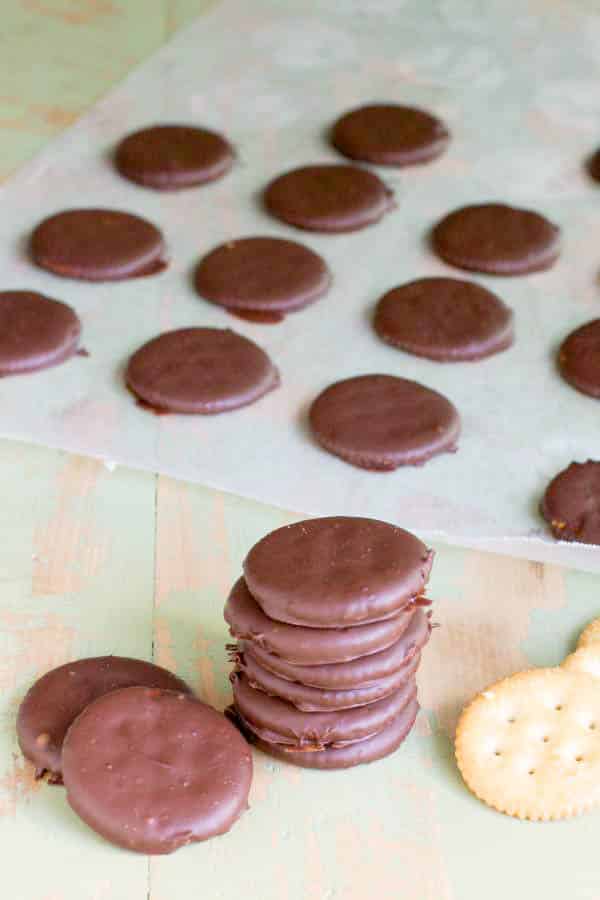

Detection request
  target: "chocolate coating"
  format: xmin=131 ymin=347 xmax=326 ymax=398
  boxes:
xmin=244 ymin=517 xmax=433 ymax=627
xmin=195 ymin=237 xmax=331 ymax=315
xmin=242 ymin=608 xmax=431 ymax=689
xmin=225 ymin=577 xmax=417 ymax=664
xmin=232 ymin=671 xmax=415 ymax=749
xmin=115 ymin=124 xmax=233 ymax=190
xmin=229 ymin=309 xmax=284 ymax=324
xmin=558 ymin=318 xmax=600 ymax=398
xmin=17 ymin=656 xmax=190 ymax=779
xmin=541 ymin=461 xmax=600 ymax=545
xmin=587 ymin=149 xmax=600 ymax=182
xmin=62 ymin=687 xmax=252 ymax=854
xmin=0 ymin=291 xmax=81 ymax=375
xmin=264 ymin=164 xmax=393 ymax=233
xmin=309 ymin=374 xmax=461 ymax=470
xmin=332 ymin=103 xmax=449 ymax=167
xmin=431 ymin=203 xmax=560 ymax=275
xmin=126 ymin=327 xmax=279 ymax=414
xmin=255 ymin=697 xmax=419 ymax=769
xmin=31 ymin=209 xmax=168 ymax=281
xmin=374 ymin=277 xmax=514 ymax=361
xmin=237 ymin=645 xmax=420 ymax=711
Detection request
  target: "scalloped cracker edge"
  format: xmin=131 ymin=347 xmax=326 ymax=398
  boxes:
xmin=578 ymin=618 xmax=600 ymax=651
xmin=563 ymin=646 xmax=600 ymax=680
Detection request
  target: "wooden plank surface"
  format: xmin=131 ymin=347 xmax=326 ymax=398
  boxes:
xmin=0 ymin=2 xmax=599 ymax=898
xmin=0 ymin=0 xmax=215 ymax=182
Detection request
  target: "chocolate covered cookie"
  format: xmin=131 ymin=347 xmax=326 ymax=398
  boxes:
xmin=309 ymin=374 xmax=460 ymax=470
xmin=225 ymin=578 xmax=417 ymax=665
xmin=541 ymin=461 xmax=600 ymax=545
xmin=374 ymin=277 xmax=514 ymax=361
xmin=264 ymin=164 xmax=393 ymax=232
xmin=232 ymin=670 xmax=415 ymax=750
xmin=115 ymin=124 xmax=233 ymax=189
xmin=558 ymin=319 xmax=600 ymax=398
xmin=242 ymin=608 xmax=431 ymax=690
xmin=431 ymin=203 xmax=560 ymax=275
xmin=244 ymin=517 xmax=433 ymax=627
xmin=195 ymin=237 xmax=331 ymax=321
xmin=62 ymin=687 xmax=252 ymax=854
xmin=237 ymin=644 xmax=420 ymax=712
xmin=587 ymin=149 xmax=600 ymax=182
xmin=31 ymin=209 xmax=168 ymax=281
xmin=126 ymin=327 xmax=279 ymax=414
xmin=331 ymin=103 xmax=449 ymax=167
xmin=0 ymin=291 xmax=81 ymax=375
xmin=254 ymin=696 xmax=419 ymax=770
xmin=17 ymin=656 xmax=189 ymax=780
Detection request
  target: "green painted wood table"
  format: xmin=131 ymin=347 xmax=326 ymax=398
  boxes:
xmin=1 ymin=4 xmax=599 ymax=898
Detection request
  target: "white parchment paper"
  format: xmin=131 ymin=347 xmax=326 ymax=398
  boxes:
xmin=1 ymin=0 xmax=600 ymax=570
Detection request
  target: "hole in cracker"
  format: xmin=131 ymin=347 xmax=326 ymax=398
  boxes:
xmin=494 ymin=750 xmax=502 ymax=756
xmin=576 ymin=755 xmax=584 ymax=763
xmin=528 ymin=769 xmax=535 ymax=775
xmin=589 ymin=722 xmax=596 ymax=730
xmin=507 ymin=717 xmax=516 ymax=724
xmin=542 ymin=736 xmax=549 ymax=742
xmin=555 ymin=705 xmax=563 ymax=711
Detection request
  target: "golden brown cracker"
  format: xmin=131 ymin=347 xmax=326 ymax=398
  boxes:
xmin=563 ymin=646 xmax=600 ymax=680
xmin=578 ymin=618 xmax=600 ymax=651
xmin=455 ymin=668 xmax=600 ymax=820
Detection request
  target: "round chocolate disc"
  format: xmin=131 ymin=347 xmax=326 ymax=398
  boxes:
xmin=0 ymin=291 xmax=81 ymax=375
xmin=31 ymin=209 xmax=168 ymax=281
xmin=587 ymin=149 xmax=600 ymax=182
xmin=62 ymin=687 xmax=252 ymax=854
xmin=17 ymin=656 xmax=190 ymax=779
xmin=195 ymin=237 xmax=331 ymax=316
xmin=232 ymin=671 xmax=415 ymax=750
xmin=115 ymin=124 xmax=233 ymax=190
xmin=255 ymin=696 xmax=419 ymax=770
xmin=558 ymin=319 xmax=600 ymax=398
xmin=244 ymin=517 xmax=433 ymax=627
xmin=541 ymin=461 xmax=600 ymax=545
xmin=238 ymin=645 xmax=420 ymax=712
xmin=242 ymin=608 xmax=431 ymax=689
xmin=374 ymin=277 xmax=514 ymax=361
xmin=264 ymin=164 xmax=393 ymax=233
xmin=225 ymin=577 xmax=417 ymax=664
xmin=126 ymin=327 xmax=279 ymax=414
xmin=431 ymin=203 xmax=560 ymax=275
xmin=309 ymin=374 xmax=461 ymax=470
xmin=331 ymin=103 xmax=449 ymax=167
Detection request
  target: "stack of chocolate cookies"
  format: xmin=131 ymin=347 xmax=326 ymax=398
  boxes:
xmin=225 ymin=516 xmax=434 ymax=770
